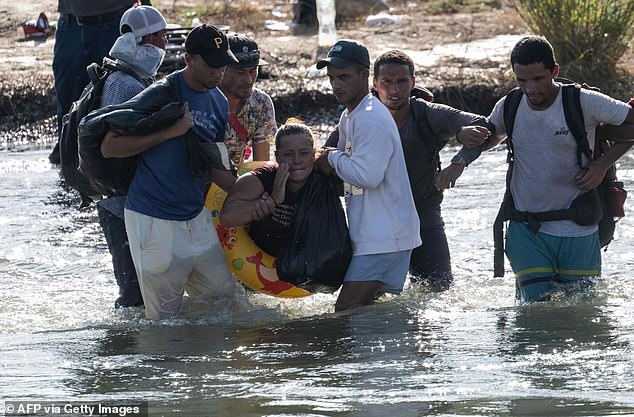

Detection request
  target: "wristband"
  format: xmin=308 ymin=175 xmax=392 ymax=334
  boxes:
xmin=450 ymin=154 xmax=467 ymax=167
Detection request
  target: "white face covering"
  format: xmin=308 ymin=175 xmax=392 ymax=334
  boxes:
xmin=109 ymin=32 xmax=166 ymax=78
xmin=134 ymin=44 xmax=166 ymax=78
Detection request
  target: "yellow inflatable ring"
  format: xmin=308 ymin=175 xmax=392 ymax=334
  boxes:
xmin=205 ymin=161 xmax=312 ymax=298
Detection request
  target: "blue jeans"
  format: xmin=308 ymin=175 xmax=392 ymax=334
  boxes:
xmin=409 ymin=205 xmax=453 ymax=291
xmin=97 ymin=204 xmax=143 ymax=307
xmin=50 ymin=13 xmax=121 ymax=163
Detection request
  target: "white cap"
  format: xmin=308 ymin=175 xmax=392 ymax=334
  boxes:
xmin=119 ymin=6 xmax=167 ymax=43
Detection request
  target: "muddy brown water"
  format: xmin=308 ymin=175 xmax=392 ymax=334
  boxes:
xmin=2 ymin=147 xmax=634 ymax=416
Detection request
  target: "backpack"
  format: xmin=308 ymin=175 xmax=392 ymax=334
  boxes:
xmin=409 ymin=93 xmax=441 ymax=174
xmin=59 ymin=62 xmax=142 ymax=207
xmin=493 ymin=81 xmax=628 ymax=276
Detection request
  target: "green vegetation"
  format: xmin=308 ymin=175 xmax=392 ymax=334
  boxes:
xmin=512 ymin=0 xmax=634 ymax=83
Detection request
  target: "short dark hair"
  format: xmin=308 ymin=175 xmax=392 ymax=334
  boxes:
xmin=510 ymin=36 xmax=556 ymax=72
xmin=275 ymin=118 xmax=314 ymax=149
xmin=373 ymin=50 xmax=415 ymax=79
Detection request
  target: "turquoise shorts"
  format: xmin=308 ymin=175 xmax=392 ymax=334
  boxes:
xmin=505 ymin=221 xmax=601 ymax=302
xmin=345 ymin=249 xmax=413 ymax=294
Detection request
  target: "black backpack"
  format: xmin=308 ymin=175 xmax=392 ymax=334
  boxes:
xmin=59 ymin=62 xmax=142 ymax=207
xmin=493 ymin=82 xmax=628 ymax=276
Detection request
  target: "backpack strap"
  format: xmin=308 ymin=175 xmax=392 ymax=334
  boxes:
xmin=561 ymin=83 xmax=592 ymax=167
xmin=502 ymin=87 xmax=523 ymax=157
xmin=494 ymin=87 xmax=523 ymax=277
xmin=83 ymin=63 xmax=112 ymax=110
xmin=101 ymin=60 xmax=147 ymax=85
xmin=410 ymin=98 xmax=441 ymax=173
xmin=411 ymin=85 xmax=434 ymax=103
xmin=86 ymin=63 xmax=105 ymax=84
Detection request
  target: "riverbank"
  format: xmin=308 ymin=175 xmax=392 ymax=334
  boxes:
xmin=2 ymin=0 xmax=634 ymax=149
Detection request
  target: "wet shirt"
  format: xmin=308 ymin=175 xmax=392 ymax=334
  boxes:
xmin=223 ymin=87 xmax=277 ymax=165
xmin=489 ymin=86 xmax=630 ymax=237
xmin=398 ymin=111 xmax=440 ymax=211
xmin=126 ymin=72 xmax=229 ymax=220
xmin=247 ymin=165 xmax=300 ymax=257
xmin=327 ymin=93 xmax=421 ymax=255
xmin=399 ymin=100 xmax=488 ymax=212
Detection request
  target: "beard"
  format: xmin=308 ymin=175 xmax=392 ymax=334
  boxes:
xmin=233 ymin=85 xmax=253 ymax=100
xmin=384 ymin=99 xmax=408 ymax=111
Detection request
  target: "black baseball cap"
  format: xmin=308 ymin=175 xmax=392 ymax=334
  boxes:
xmin=316 ymin=39 xmax=370 ymax=69
xmin=185 ymin=24 xmax=239 ymax=67
xmin=228 ymin=33 xmax=268 ymax=68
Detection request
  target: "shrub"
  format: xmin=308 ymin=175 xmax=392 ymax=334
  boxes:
xmin=512 ymin=0 xmax=634 ymax=83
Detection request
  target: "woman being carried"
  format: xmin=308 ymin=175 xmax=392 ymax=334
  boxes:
xmin=219 ymin=119 xmax=315 ymax=257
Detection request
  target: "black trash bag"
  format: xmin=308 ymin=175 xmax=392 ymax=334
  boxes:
xmin=79 ymin=101 xmax=185 ymax=196
xmin=276 ymin=172 xmax=351 ymax=292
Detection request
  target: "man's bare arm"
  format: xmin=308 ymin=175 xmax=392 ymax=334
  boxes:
xmin=101 ymin=103 xmax=193 ymax=158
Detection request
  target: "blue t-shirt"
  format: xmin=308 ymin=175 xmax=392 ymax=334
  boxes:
xmin=126 ymin=71 xmax=229 ymax=220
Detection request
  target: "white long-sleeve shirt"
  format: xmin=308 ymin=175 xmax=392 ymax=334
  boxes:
xmin=328 ymin=93 xmax=421 ymax=255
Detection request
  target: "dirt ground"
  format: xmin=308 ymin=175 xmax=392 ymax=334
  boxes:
xmin=0 ymin=0 xmax=630 ymax=145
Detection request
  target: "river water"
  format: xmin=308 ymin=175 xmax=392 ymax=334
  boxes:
xmin=1 ymin=147 xmax=634 ymax=417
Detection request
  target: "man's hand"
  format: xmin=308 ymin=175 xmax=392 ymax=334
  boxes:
xmin=314 ymin=147 xmax=336 ymax=175
xmin=252 ymin=192 xmax=277 ymax=221
xmin=457 ymin=125 xmax=491 ymax=148
xmin=165 ymin=102 xmax=194 ymax=138
xmin=271 ymin=162 xmax=289 ymax=205
xmin=436 ymin=163 xmax=465 ymax=191
xmin=576 ymin=162 xmax=608 ymax=192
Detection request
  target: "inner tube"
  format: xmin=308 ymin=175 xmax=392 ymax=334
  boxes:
xmin=205 ymin=161 xmax=312 ymax=298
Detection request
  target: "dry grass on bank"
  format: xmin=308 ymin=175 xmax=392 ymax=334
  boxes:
xmin=152 ymin=0 xmax=507 ymax=35
xmin=154 ymin=0 xmax=269 ymax=33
